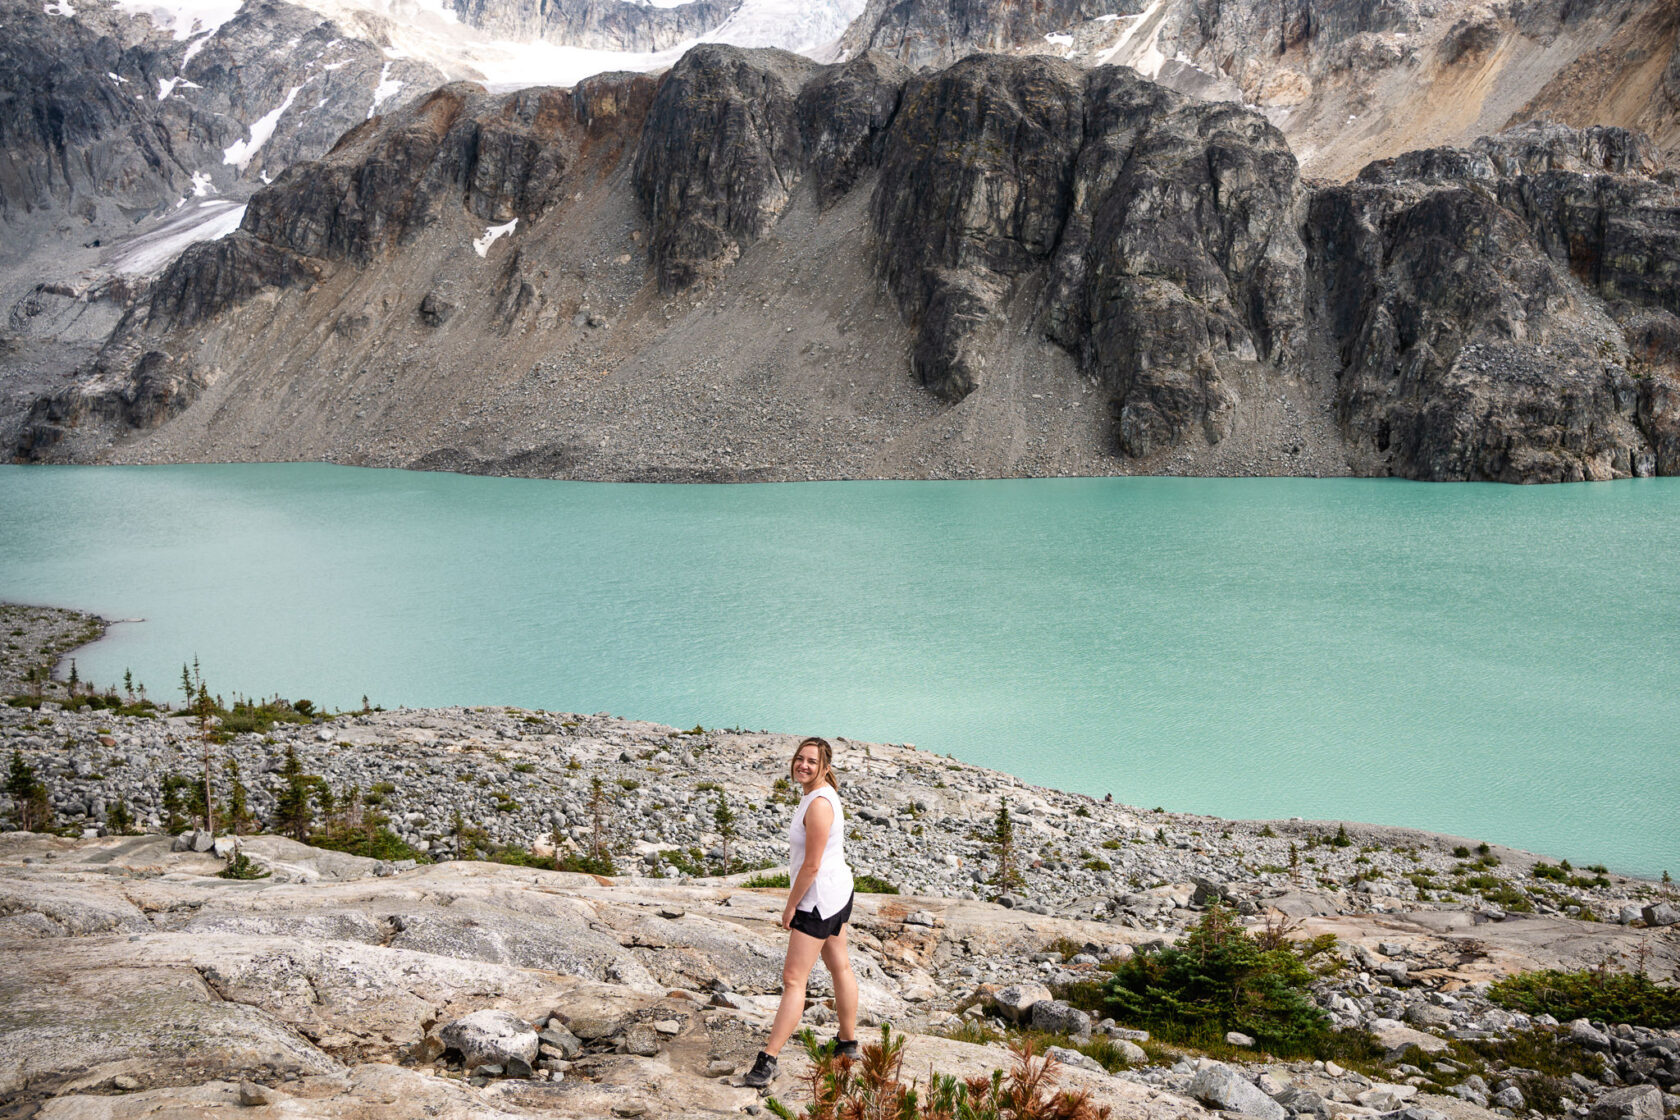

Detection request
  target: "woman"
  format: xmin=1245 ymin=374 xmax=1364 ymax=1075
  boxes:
xmin=742 ymin=736 xmax=859 ymax=1089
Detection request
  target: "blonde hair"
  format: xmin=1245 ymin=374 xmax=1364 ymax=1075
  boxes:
xmin=791 ymin=736 xmax=840 ymax=791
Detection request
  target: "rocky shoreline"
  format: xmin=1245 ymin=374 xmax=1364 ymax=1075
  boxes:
xmin=3 ymin=603 xmax=1678 ymax=1118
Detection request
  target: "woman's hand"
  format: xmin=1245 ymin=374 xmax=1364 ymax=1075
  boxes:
xmin=780 ymin=904 xmax=796 ymax=930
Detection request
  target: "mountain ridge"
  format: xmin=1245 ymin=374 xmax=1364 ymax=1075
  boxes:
xmin=8 ymin=45 xmax=1678 ymax=483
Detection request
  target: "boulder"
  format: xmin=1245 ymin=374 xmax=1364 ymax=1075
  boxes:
xmin=990 ymin=982 xmax=1053 ymax=1024
xmin=539 ymin=1022 xmax=583 ymax=1059
xmin=623 ymin=1024 xmax=661 ymax=1056
xmin=1045 ymin=1045 xmax=1106 ymax=1073
xmin=1357 ymin=1084 xmax=1418 ymax=1111
xmin=1641 ymin=903 xmax=1678 ymax=927
xmin=1274 ymin=1086 xmax=1330 ymax=1119
xmin=437 ymin=1010 xmax=539 ymax=1071
xmin=1029 ymin=999 xmax=1092 ymax=1039
xmin=1370 ymin=1019 xmax=1449 ymax=1055
xmin=1405 ymin=1004 xmax=1452 ymax=1028
xmin=1589 ymin=1085 xmax=1664 ymax=1120
xmin=1115 ymin=1039 xmax=1147 ymax=1064
xmin=1189 ymin=1062 xmax=1288 ymax=1120
xmin=237 ymin=1080 xmax=279 ymax=1106
xmin=564 ymin=1011 xmax=629 ymax=1040
xmin=1570 ymin=1019 xmax=1613 ymax=1049
xmin=1491 ymin=1085 xmax=1526 ymax=1110
xmin=1449 ymin=1074 xmax=1491 ymax=1107
xmin=1225 ymin=1030 xmax=1256 ymax=1048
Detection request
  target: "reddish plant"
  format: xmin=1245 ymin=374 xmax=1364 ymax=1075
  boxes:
xmin=770 ymin=1026 xmax=1112 ymax=1120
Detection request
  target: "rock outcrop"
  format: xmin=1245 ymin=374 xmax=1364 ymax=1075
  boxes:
xmin=839 ymin=0 xmax=1144 ymax=69
xmin=448 ymin=0 xmax=741 ymax=52
xmin=872 ymin=56 xmax=1087 ymax=401
xmin=0 ymin=0 xmax=442 ymax=261
xmin=633 ymin=45 xmax=819 ymax=292
xmin=1309 ymin=123 xmax=1680 ymax=481
xmin=1037 ymin=68 xmax=1303 ymax=456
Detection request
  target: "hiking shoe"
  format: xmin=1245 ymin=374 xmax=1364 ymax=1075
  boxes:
xmin=742 ymin=1050 xmax=777 ymax=1088
xmin=832 ymin=1038 xmax=859 ymax=1061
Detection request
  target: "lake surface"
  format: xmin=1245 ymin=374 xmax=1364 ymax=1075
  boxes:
xmin=2 ymin=464 xmax=1676 ymax=876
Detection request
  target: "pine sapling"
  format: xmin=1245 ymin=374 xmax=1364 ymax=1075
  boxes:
xmin=714 ymin=792 xmax=737 ymax=874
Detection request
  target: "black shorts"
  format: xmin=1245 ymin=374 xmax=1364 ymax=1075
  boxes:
xmin=790 ymin=892 xmax=854 ymax=940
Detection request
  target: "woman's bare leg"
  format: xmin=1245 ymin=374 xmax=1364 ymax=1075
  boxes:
xmin=820 ymin=927 xmax=858 ymax=1042
xmin=765 ymin=929 xmax=825 ymax=1056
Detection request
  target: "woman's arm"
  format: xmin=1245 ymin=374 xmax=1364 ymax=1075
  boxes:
xmin=782 ymin=798 xmax=833 ymax=929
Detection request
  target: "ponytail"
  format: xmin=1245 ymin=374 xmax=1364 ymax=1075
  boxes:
xmin=792 ymin=736 xmax=840 ymax=791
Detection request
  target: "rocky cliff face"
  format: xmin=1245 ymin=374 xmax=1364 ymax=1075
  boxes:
xmin=632 ymin=46 xmax=819 ymax=292
xmin=838 ymin=0 xmax=1142 ymax=69
xmin=636 ymin=50 xmax=1305 ymax=456
xmin=1309 ymin=123 xmax=1680 ymax=481
xmin=839 ymin=0 xmax=1680 ymax=181
xmin=10 ymin=46 xmax=1679 ymax=484
xmin=13 ymin=73 xmax=656 ymax=457
xmin=448 ymin=0 xmax=742 ymax=51
xmin=0 ymin=0 xmax=442 ymax=262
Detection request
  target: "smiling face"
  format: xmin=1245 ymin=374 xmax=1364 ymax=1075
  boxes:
xmin=791 ymin=743 xmax=824 ymax=790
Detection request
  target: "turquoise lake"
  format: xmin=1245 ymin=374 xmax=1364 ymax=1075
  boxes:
xmin=1 ymin=464 xmax=1676 ymax=876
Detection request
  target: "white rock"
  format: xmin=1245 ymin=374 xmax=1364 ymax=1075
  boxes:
xmin=1189 ymin=1062 xmax=1287 ymax=1120
xmin=437 ymin=1009 xmax=538 ymax=1071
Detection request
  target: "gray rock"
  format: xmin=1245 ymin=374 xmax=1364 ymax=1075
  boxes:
xmin=1491 ymin=1085 xmax=1526 ymax=1110
xmin=1589 ymin=1085 xmax=1664 ymax=1120
xmin=564 ymin=1011 xmax=629 ymax=1040
xmin=623 ymin=1024 xmax=661 ymax=1056
xmin=1190 ymin=1062 xmax=1288 ymax=1120
xmin=1571 ymin=1019 xmax=1614 ymax=1049
xmin=539 ymin=1023 xmax=582 ymax=1058
xmin=1406 ymin=1004 xmax=1452 ymax=1028
xmin=437 ymin=1010 xmax=539 ymax=1071
xmin=1450 ymin=1074 xmax=1490 ymax=1106
xmin=1641 ymin=903 xmax=1678 ymax=927
xmin=990 ymin=982 xmax=1053 ymax=1024
xmin=1045 ymin=1045 xmax=1105 ymax=1072
xmin=1358 ymin=1086 xmax=1418 ymax=1111
xmin=1225 ymin=1030 xmax=1256 ymax=1048
xmin=1274 ymin=1086 xmax=1330 ymax=1119
xmin=1029 ymin=999 xmax=1092 ymax=1039
xmin=1114 ymin=1039 xmax=1147 ymax=1064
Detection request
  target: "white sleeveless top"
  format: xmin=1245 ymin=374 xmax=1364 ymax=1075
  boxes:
xmin=789 ymin=785 xmax=854 ymax=919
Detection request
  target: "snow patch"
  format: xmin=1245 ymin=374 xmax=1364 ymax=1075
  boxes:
xmin=190 ymin=170 xmax=213 ymax=196
xmin=181 ymin=31 xmax=213 ymax=65
xmin=1044 ymin=33 xmax=1073 ymax=46
xmin=223 ymin=84 xmax=303 ymax=170
xmin=43 ymin=0 xmax=75 ymax=16
xmin=113 ymin=0 xmax=242 ymax=40
xmin=367 ymin=61 xmax=401 ymax=118
xmin=106 ymin=200 xmax=246 ymax=276
xmin=473 ymin=218 xmax=517 ymax=258
xmin=1096 ymin=0 xmax=1168 ymax=77
xmin=108 ymin=71 xmax=128 ymax=83
xmin=158 ymin=76 xmax=180 ymax=98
